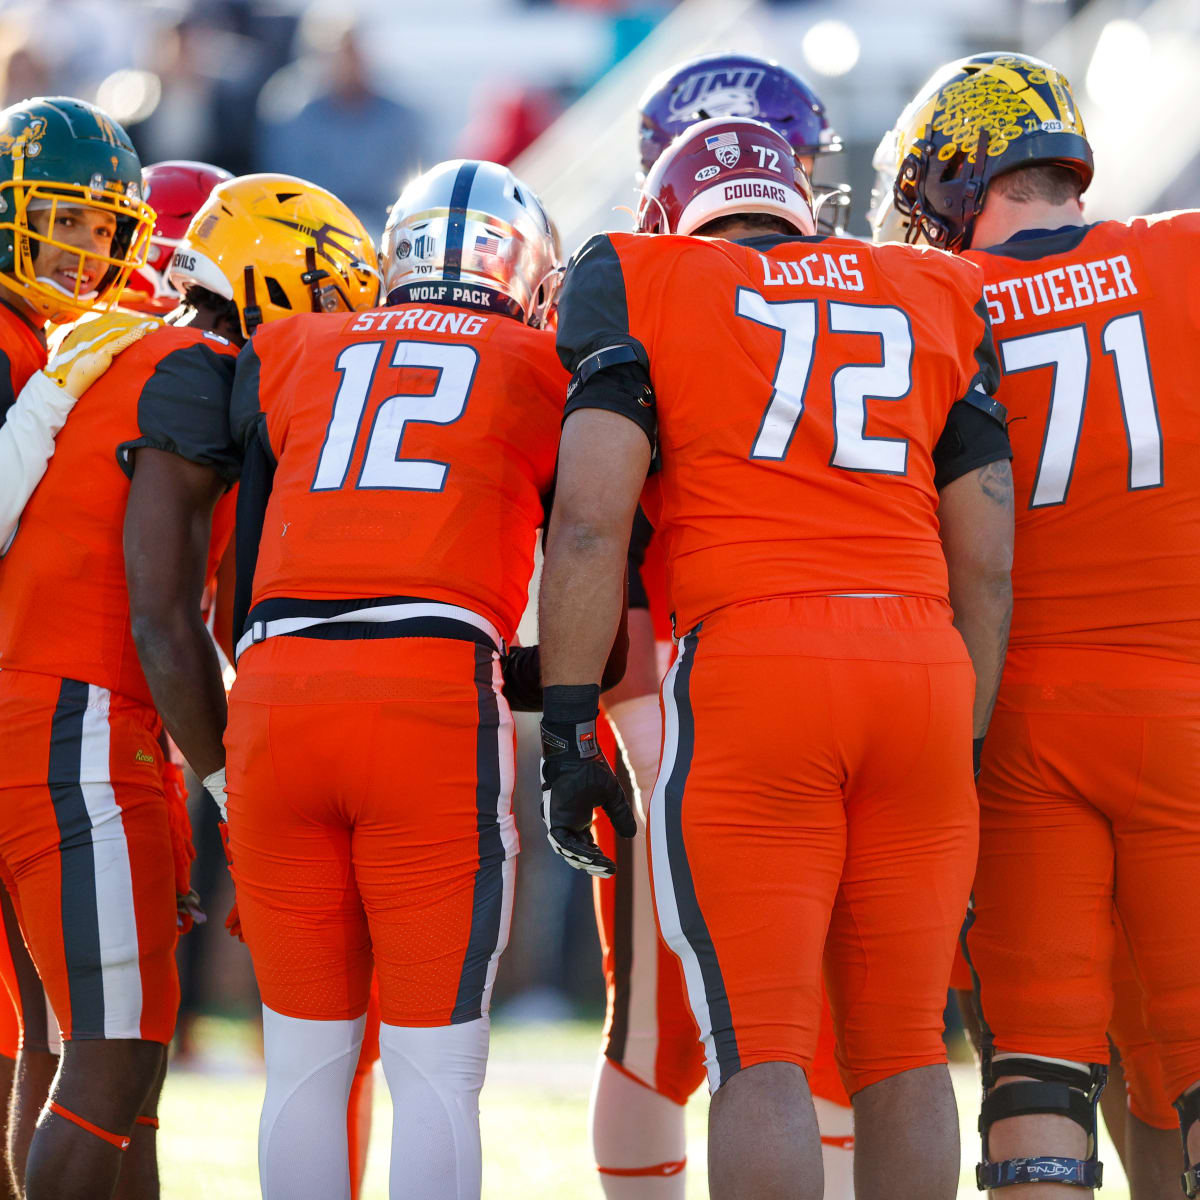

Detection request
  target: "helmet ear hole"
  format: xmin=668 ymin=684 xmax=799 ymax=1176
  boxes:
xmin=265 ymin=276 xmax=291 ymax=309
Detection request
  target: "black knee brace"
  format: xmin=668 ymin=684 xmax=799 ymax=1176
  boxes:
xmin=976 ymin=1052 xmax=1106 ymax=1190
xmin=1174 ymin=1087 xmax=1200 ymax=1196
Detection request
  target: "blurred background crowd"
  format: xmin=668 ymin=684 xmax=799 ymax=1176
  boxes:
xmin=4 ymin=0 xmax=1195 ymax=1056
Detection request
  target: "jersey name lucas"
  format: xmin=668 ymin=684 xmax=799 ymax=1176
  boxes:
xmin=760 ymin=250 xmax=865 ymax=293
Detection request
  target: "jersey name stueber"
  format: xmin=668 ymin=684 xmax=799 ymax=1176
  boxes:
xmin=724 ymin=181 xmax=787 ymax=203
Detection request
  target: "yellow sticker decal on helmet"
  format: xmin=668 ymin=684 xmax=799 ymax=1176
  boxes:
xmin=0 ymin=118 xmax=47 ymax=160
xmin=929 ymin=59 xmax=1073 ymax=164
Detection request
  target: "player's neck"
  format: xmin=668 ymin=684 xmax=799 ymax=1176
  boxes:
xmin=174 ymin=303 xmax=245 ymax=347
xmin=970 ymin=197 xmax=1085 ymax=251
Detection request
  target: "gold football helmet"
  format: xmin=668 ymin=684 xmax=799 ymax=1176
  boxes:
xmin=167 ymin=173 xmax=381 ymax=337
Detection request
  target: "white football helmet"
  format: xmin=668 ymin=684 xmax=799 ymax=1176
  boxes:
xmin=381 ymin=160 xmax=561 ymax=328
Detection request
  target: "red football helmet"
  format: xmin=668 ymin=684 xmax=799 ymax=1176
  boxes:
xmin=636 ymin=117 xmax=815 ymax=237
xmin=123 ymin=160 xmax=233 ymax=312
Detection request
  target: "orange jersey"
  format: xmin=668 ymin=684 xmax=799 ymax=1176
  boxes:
xmin=232 ymin=304 xmax=564 ymax=643
xmin=0 ymin=298 xmax=46 ymax=413
xmin=0 ymin=327 xmax=238 ymax=704
xmin=558 ymin=232 xmax=999 ymax=634
xmin=966 ymin=213 xmax=1200 ymax=663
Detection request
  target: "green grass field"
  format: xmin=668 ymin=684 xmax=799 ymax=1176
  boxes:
xmin=157 ymin=1018 xmax=1132 ymax=1199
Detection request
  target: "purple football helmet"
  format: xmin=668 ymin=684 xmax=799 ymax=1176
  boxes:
xmin=637 ymin=54 xmax=848 ymax=233
xmin=638 ymin=54 xmax=842 ymax=174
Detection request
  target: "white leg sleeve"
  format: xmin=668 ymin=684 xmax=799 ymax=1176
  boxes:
xmin=258 ymin=1006 xmax=366 ymax=1200
xmin=815 ymin=1095 xmax=856 ymax=1199
xmin=591 ymin=1057 xmax=687 ymax=1198
xmin=380 ymin=1016 xmax=491 ymax=1200
xmin=604 ymin=694 xmax=663 ymax=821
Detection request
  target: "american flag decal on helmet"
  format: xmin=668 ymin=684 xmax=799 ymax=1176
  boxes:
xmin=474 ymin=234 xmax=501 ymax=257
xmin=704 ymin=131 xmax=738 ymax=151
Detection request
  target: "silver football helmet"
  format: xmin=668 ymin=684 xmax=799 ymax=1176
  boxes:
xmin=381 ymin=160 xmax=561 ymax=328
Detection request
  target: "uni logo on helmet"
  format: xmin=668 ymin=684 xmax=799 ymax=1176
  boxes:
xmin=668 ymin=67 xmax=766 ymax=119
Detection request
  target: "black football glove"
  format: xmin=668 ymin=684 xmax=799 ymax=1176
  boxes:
xmin=541 ymin=684 xmax=636 ymax=877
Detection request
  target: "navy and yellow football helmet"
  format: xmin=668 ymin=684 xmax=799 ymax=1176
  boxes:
xmin=870 ymin=52 xmax=1093 ymax=250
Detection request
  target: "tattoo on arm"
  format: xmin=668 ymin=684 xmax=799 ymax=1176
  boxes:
xmin=979 ymin=459 xmax=1014 ymax=508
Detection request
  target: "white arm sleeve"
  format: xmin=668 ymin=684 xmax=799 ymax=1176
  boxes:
xmin=0 ymin=371 xmax=78 ymax=552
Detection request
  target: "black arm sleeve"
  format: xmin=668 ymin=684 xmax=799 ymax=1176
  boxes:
xmin=627 ymin=506 xmax=654 ymax=609
xmin=232 ymin=418 xmax=276 ymax=649
xmin=556 ymin=233 xmax=657 ymax=448
xmin=116 ymin=342 xmax=240 ymax=484
xmin=229 ymin=339 xmax=272 ymax=455
xmin=932 ymin=399 xmax=1012 ymax=490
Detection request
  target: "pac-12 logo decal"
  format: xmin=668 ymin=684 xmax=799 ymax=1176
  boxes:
xmin=706 ymin=131 xmax=740 ymax=168
xmin=669 ymin=68 xmax=765 ymax=119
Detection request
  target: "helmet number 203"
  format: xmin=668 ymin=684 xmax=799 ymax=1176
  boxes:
xmin=737 ymin=289 xmax=912 ymax=474
xmin=310 ymin=340 xmax=479 ymax=492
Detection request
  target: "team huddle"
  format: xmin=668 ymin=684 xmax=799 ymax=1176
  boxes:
xmin=0 ymin=44 xmax=1194 ymax=1200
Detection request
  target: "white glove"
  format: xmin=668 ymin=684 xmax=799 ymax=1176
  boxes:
xmin=203 ymin=766 xmax=228 ymax=821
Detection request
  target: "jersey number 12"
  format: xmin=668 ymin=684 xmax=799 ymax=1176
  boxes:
xmin=311 ymin=340 xmax=478 ymax=492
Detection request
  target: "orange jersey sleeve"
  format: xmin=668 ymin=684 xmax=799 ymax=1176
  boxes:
xmin=232 ymin=304 xmax=564 ymax=643
xmin=0 ymin=300 xmax=47 ymax=413
xmin=966 ymin=212 xmax=1200 ymax=661
xmin=559 ymin=232 xmax=999 ymax=634
xmin=0 ymin=327 xmax=238 ymax=704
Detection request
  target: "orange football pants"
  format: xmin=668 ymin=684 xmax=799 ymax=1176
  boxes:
xmin=224 ymin=635 xmax=517 ymax=1026
xmin=594 ymin=777 xmax=848 ymax=1107
xmin=647 ymin=595 xmax=977 ymax=1097
xmin=970 ymin=646 xmax=1200 ymax=1105
xmin=0 ymin=669 xmax=179 ymax=1043
xmin=1109 ymin=920 xmax=1177 ymax=1130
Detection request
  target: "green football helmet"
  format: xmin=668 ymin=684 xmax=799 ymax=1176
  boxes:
xmin=0 ymin=96 xmax=155 ymax=321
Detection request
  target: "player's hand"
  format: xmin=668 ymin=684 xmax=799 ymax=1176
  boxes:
xmin=177 ymin=889 xmax=206 ymax=934
xmin=540 ymin=685 xmax=636 ymax=878
xmin=216 ymin=821 xmax=245 ymax=940
xmin=44 ymin=310 xmax=161 ymax=399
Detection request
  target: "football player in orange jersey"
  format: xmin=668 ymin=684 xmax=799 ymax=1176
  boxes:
xmin=124 ymin=159 xmax=627 ymax=1200
xmin=0 ymin=172 xmax=376 ymax=1200
xmin=539 ymin=116 xmax=1014 ymax=1200
xmin=0 ymin=95 xmax=155 ymax=1200
xmin=589 ymin=54 xmax=859 ymax=1200
xmin=871 ymin=51 xmax=1200 ymax=1198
